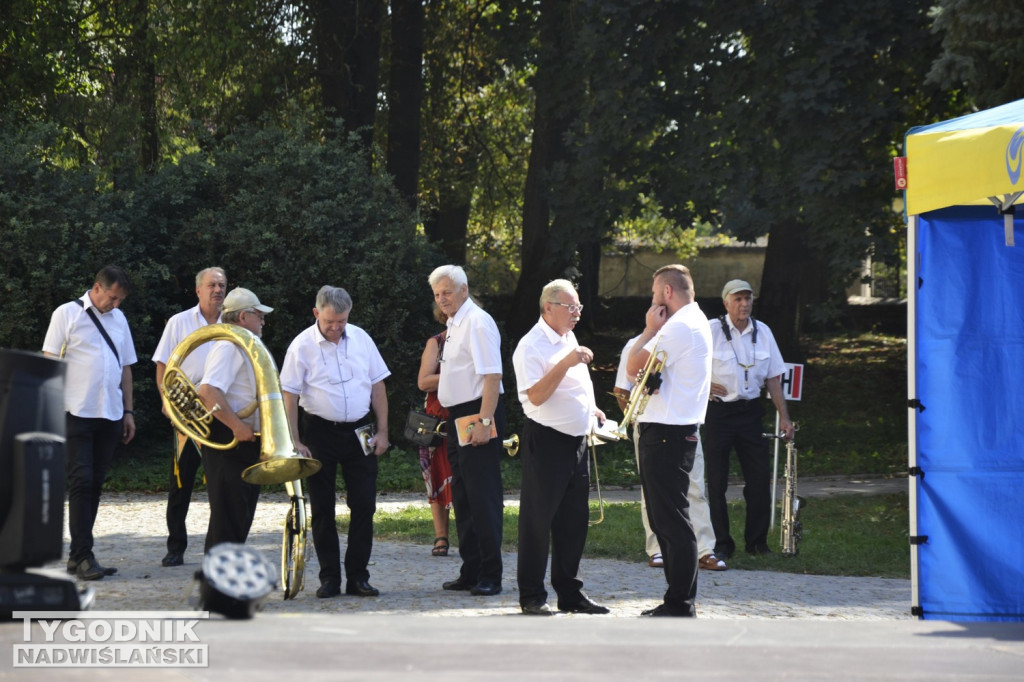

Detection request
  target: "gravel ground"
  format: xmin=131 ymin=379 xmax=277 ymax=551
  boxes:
xmin=50 ymin=486 xmax=912 ymax=620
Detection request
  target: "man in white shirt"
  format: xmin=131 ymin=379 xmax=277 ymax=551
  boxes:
xmin=43 ymin=265 xmax=138 ymax=581
xmin=705 ymin=279 xmax=794 ymax=558
xmin=512 ymin=279 xmax=609 ymax=616
xmin=614 ymin=336 xmax=726 ymax=573
xmin=196 ymin=287 xmax=272 ymax=551
xmin=626 ymin=264 xmax=712 ymax=617
xmin=151 ymin=266 xmax=226 ymax=567
xmin=429 ymin=265 xmax=505 ymax=597
xmin=280 ymin=286 xmax=391 ymax=599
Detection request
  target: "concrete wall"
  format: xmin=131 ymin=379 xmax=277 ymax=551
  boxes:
xmin=599 ymin=244 xmax=767 ymax=299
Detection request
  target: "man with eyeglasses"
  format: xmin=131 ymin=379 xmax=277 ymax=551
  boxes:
xmin=152 ymin=266 xmax=227 ymax=568
xmin=195 ymin=287 xmax=272 ymax=551
xmin=280 ymin=285 xmax=391 ymax=599
xmin=512 ymin=279 xmax=609 ymax=616
xmin=429 ymin=264 xmax=506 ymax=597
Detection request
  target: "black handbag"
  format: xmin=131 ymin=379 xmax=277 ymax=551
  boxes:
xmin=404 ymin=410 xmax=445 ymax=448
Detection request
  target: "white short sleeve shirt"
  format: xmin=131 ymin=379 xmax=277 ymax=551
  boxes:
xmin=42 ymin=291 xmax=138 ymax=420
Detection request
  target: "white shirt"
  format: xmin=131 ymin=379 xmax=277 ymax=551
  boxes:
xmin=42 ymin=291 xmax=137 ymax=420
xmin=614 ymin=335 xmax=640 ymax=392
xmin=709 ymin=315 xmax=785 ymax=402
xmin=199 ymin=339 xmax=259 ymax=431
xmin=437 ymin=298 xmax=504 ymax=407
xmin=152 ymin=305 xmax=221 ymax=382
xmin=513 ymin=317 xmax=596 ymax=437
xmin=279 ymin=322 xmax=390 ymax=423
xmin=636 ymin=301 xmax=712 ymax=426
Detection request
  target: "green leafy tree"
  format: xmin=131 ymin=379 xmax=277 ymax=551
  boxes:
xmin=927 ymin=0 xmax=1024 ymax=109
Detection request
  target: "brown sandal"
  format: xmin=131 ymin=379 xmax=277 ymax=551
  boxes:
xmin=699 ymin=553 xmax=728 ymax=571
xmin=431 ymin=537 xmax=449 ymax=557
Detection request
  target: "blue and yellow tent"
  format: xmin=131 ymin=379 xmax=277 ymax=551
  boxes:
xmin=904 ymin=99 xmax=1024 ymax=622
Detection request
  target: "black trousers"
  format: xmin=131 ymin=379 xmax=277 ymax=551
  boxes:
xmin=65 ymin=414 xmax=122 ymax=563
xmin=516 ymin=418 xmax=590 ymax=607
xmin=703 ymin=399 xmax=770 ymax=555
xmin=446 ymin=397 xmax=506 ymax=585
xmin=302 ymin=412 xmax=378 ymax=587
xmin=201 ymin=420 xmax=261 ymax=552
xmin=637 ymin=421 xmax=698 ymax=616
xmin=165 ymin=434 xmax=202 ymax=554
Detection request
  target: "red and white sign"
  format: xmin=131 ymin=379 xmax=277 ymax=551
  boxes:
xmin=893 ymin=156 xmax=908 ymax=190
xmin=779 ymin=363 xmax=804 ymax=401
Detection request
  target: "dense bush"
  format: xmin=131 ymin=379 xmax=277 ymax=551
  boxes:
xmin=0 ymin=116 xmax=446 ymax=446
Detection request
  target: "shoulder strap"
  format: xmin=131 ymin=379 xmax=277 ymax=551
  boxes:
xmin=719 ymin=315 xmax=758 ymax=344
xmin=73 ymin=299 xmax=120 ymax=364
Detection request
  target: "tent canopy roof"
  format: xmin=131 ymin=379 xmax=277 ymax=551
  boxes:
xmin=904 ymin=98 xmax=1024 ymax=216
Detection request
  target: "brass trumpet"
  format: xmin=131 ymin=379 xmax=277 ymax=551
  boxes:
xmin=160 ymin=323 xmax=321 ymax=486
xmin=503 ymin=434 xmax=520 ymax=457
xmin=608 ymin=344 xmax=667 ymax=440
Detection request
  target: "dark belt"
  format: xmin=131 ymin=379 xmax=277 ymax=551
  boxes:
xmin=304 ymin=412 xmax=370 ymax=431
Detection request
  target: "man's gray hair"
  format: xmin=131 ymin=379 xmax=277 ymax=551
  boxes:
xmin=428 ymin=264 xmax=468 ymax=289
xmin=222 ymin=309 xmax=243 ymax=324
xmin=540 ymin=279 xmax=577 ymax=312
xmin=195 ymin=267 xmax=226 ymax=287
xmin=316 ymin=285 xmax=353 ymax=314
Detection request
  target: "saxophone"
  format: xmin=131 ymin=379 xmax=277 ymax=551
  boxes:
xmin=779 ymin=436 xmax=802 ymax=556
xmin=764 ymin=426 xmax=802 ymax=557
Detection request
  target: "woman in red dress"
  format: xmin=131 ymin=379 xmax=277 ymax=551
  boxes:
xmin=416 ymin=304 xmax=453 ymax=555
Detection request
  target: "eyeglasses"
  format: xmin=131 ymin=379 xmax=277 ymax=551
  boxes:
xmin=552 ymin=302 xmax=584 ymax=314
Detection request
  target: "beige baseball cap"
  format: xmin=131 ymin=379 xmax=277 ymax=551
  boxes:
xmin=222 ymin=287 xmax=273 ymax=314
xmin=721 ymin=279 xmax=754 ymax=299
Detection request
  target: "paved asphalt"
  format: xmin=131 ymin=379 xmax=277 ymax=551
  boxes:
xmin=4 ymin=475 xmax=1023 ymax=680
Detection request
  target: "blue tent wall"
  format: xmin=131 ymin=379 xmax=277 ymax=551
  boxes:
xmin=915 ymin=205 xmax=1024 ymax=621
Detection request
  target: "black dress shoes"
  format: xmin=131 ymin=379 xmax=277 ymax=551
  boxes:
xmin=558 ymin=596 xmax=610 ymax=615
xmin=316 ymin=583 xmax=341 ymax=598
xmin=470 ymin=581 xmax=502 ymax=596
xmin=67 ymin=557 xmax=117 ymax=577
xmin=746 ymin=544 xmax=773 ymax=556
xmin=640 ymin=603 xmax=695 ymax=618
xmin=521 ymin=602 xmax=554 ymax=616
xmin=161 ymin=551 xmax=184 ymax=567
xmin=442 ymin=577 xmax=475 ymax=591
xmin=345 ymin=580 xmax=380 ymax=597
xmin=74 ymin=557 xmax=107 ymax=581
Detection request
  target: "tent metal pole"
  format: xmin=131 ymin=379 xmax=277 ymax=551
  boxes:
xmin=907 ymin=213 xmax=921 ymax=617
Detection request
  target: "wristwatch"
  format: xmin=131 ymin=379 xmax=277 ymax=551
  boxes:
xmin=480 ymin=417 xmax=492 ymax=427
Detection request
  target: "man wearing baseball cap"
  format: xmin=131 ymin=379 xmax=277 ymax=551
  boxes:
xmin=704 ymin=279 xmax=794 ymax=559
xmin=196 ymin=287 xmax=274 ymax=550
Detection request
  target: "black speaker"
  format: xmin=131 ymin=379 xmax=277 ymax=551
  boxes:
xmin=0 ymin=349 xmax=66 ymax=537
xmin=0 ymin=434 xmax=66 ymax=568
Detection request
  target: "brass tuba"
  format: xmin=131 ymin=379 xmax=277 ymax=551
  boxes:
xmin=160 ymin=323 xmax=321 ymax=486
xmin=608 ymin=344 xmax=667 ymax=440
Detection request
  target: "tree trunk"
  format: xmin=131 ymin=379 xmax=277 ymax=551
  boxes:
xmin=309 ymin=0 xmax=384 ymax=146
xmin=508 ymin=0 xmax=579 ymax=339
xmin=757 ymin=219 xmax=811 ymax=362
xmin=422 ymin=193 xmax=470 ymax=265
xmin=386 ymin=0 xmax=423 ymax=210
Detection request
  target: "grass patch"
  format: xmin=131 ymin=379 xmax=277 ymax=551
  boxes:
xmin=343 ymin=492 xmax=909 ymax=580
